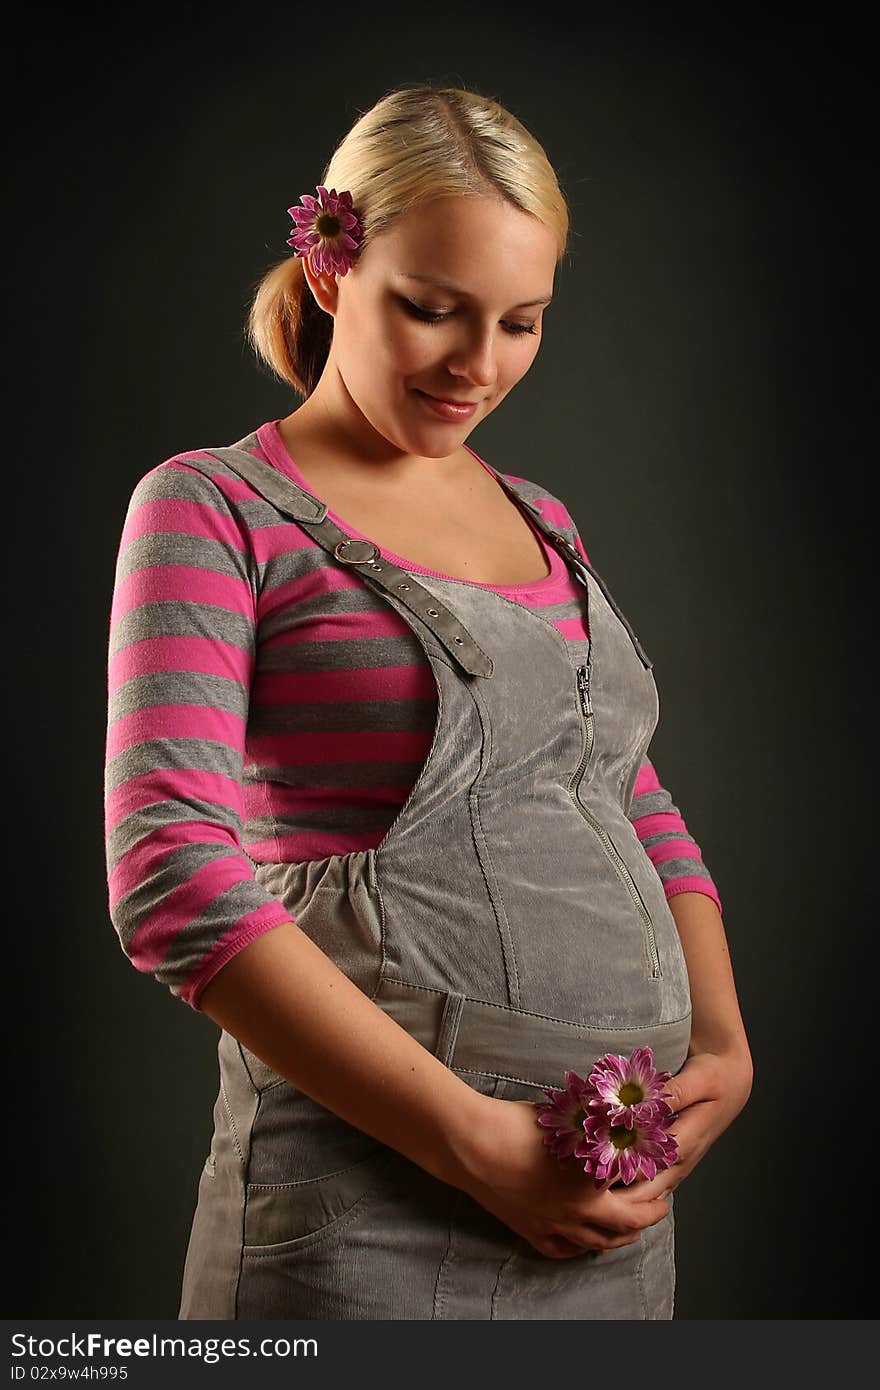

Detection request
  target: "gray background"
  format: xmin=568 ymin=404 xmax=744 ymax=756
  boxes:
xmin=7 ymin=10 xmax=871 ymax=1318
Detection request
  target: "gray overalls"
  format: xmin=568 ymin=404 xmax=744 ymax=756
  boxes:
xmin=176 ymin=446 xmax=693 ymax=1321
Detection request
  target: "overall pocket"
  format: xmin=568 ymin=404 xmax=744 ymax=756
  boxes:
xmin=242 ymin=1147 xmax=402 ymax=1258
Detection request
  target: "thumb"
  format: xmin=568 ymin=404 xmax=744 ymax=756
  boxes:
xmin=662 ymin=1067 xmax=692 ymax=1114
xmin=663 ymin=1056 xmax=718 ymax=1113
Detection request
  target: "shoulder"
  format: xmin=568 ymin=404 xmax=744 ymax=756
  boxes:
xmin=492 ymin=465 xmax=589 ymax=564
xmin=117 ymin=444 xmax=269 ymax=572
xmin=124 ymin=440 xmax=262 ymax=516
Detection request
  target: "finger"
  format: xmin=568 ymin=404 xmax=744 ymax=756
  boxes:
xmin=615 ymin=1173 xmax=677 ymax=1203
xmin=663 ymin=1054 xmax=723 ymax=1113
xmin=549 ymin=1227 xmax=641 ymax=1258
xmin=582 ymin=1227 xmax=643 ymax=1252
xmin=588 ymin=1192 xmax=670 ymax=1233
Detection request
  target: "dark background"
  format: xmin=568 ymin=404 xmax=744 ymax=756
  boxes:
xmin=7 ymin=10 xmax=872 ymax=1319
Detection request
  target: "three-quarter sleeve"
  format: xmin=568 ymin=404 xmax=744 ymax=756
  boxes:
xmin=627 ymin=757 xmax=723 ymax=914
xmin=103 ymin=459 xmax=292 ymax=1011
xmin=563 ymin=507 xmax=723 ymax=917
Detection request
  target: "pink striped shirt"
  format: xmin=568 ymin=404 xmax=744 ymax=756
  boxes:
xmin=104 ymin=419 xmax=721 ymax=1009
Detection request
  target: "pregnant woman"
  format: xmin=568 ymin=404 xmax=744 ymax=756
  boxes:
xmin=103 ymin=81 xmax=753 ymax=1320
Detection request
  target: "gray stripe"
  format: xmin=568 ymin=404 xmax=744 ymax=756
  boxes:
xmin=109 ymin=601 xmax=254 ymax=659
xmin=258 ymin=631 xmax=431 ymax=674
xmin=245 ymin=759 xmax=427 ymax=789
xmin=106 ymin=799 xmax=248 ymax=871
xmin=258 ymin=586 xmax=411 ymax=645
xmin=638 ymin=830 xmax=697 ymax=850
xmin=111 ymin=868 xmax=285 ymax=982
xmin=629 ymin=790 xmax=682 ymax=818
xmin=244 ymin=804 xmax=397 ymax=839
xmin=653 ymin=857 xmax=715 ymax=885
xmin=104 ymin=737 xmax=244 ymax=794
xmin=132 ymin=462 xmax=241 ymax=504
xmin=108 ymin=670 xmax=250 ymax=724
xmin=114 ymin=531 xmax=251 ymax=586
xmin=251 ymin=695 xmax=438 ymax=737
xmin=146 ymin=874 xmax=289 ymax=987
xmin=110 ymin=840 xmax=245 ymax=935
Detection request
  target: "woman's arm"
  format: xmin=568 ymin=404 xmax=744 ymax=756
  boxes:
xmin=628 ymin=757 xmax=723 ymax=914
xmin=628 ymin=891 xmax=753 ymax=1200
xmin=197 ymin=918 xmax=490 ymax=1188
xmin=197 ymin=920 xmax=675 ymax=1259
xmin=669 ymin=891 xmax=752 ymax=1067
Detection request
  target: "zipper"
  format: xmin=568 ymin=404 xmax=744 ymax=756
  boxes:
xmin=568 ymin=656 xmax=662 ymax=980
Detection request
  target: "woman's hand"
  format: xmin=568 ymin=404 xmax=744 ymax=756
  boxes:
xmin=619 ymin=1047 xmax=754 ymax=1203
xmin=452 ymin=1096 xmax=674 ymax=1260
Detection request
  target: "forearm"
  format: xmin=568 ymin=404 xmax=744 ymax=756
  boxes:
xmin=197 ymin=920 xmax=487 ymax=1189
xmin=669 ymin=892 xmax=753 ymax=1076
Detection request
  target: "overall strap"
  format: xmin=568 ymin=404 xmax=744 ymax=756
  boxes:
xmin=186 ymin=447 xmax=495 ymax=679
xmin=480 ymin=461 xmax=654 ymax=671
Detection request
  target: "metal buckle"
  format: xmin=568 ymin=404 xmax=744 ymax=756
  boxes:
xmin=334 ymin=538 xmax=381 ymax=565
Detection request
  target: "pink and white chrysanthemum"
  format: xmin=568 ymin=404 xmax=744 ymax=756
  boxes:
xmin=587 ymin=1046 xmax=675 ymax=1130
xmin=534 ymin=1069 xmax=593 ymax=1160
xmin=575 ymin=1111 xmax=679 ymax=1185
xmin=287 ymin=186 xmax=364 ymax=276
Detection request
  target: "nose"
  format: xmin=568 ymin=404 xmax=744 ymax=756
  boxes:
xmin=445 ymin=323 xmax=498 ymax=390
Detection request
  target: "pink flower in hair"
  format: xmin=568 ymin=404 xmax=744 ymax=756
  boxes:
xmin=287 ymin=185 xmax=364 ymax=276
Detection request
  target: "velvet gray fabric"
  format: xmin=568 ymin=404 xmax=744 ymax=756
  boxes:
xmin=177 ymin=448 xmax=691 ymax=1320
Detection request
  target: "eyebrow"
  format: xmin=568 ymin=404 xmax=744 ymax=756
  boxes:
xmin=398 ymin=273 xmax=553 ymax=308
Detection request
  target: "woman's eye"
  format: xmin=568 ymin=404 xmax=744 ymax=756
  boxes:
xmin=400 ymin=298 xmax=537 ymax=337
xmin=402 ymin=299 xmax=451 ymax=324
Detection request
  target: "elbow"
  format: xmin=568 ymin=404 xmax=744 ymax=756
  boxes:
xmin=107 ymin=887 xmax=202 ymax=1010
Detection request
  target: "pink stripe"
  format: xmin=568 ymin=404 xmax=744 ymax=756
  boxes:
xmin=110 ymin=565 xmax=254 ymax=627
xmin=249 ymin=521 xmax=340 ymax=568
xmin=555 ymin=614 xmax=591 ymax=641
xmin=106 ymin=703 xmax=244 ymax=760
xmin=110 ymin=819 xmax=246 ymax=911
xmin=256 ymin=663 xmax=437 ymax=704
xmin=665 ymin=879 xmax=723 ymax=913
xmin=182 ymin=904 xmax=295 ymax=1009
xmin=648 ymin=839 xmax=703 ymax=866
xmin=105 ymin=766 xmax=246 ymax=837
xmin=632 ymin=814 xmax=690 ymax=843
xmin=109 ymin=635 xmax=252 ymax=689
xmin=127 ymin=852 xmax=263 ymax=970
xmin=632 ymin=758 xmax=662 ymax=797
xmin=246 ymin=729 xmax=432 ymax=765
xmin=529 ymin=497 xmax=575 ymax=531
xmin=121 ymin=494 xmax=248 ymax=552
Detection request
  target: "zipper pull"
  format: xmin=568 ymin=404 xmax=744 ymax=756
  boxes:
xmin=576 ymin=660 xmax=593 ymax=718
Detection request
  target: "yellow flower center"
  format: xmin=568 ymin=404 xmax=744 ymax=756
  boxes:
xmin=610 ymin=1125 xmax=637 ymax=1151
xmin=618 ymin=1082 xmax=644 ymax=1105
xmin=315 ymin=212 xmax=341 ymax=239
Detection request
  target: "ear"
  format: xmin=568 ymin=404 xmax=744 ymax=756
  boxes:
xmin=301 ymin=250 xmax=339 ymax=317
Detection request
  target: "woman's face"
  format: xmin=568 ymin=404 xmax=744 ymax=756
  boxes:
xmin=304 ymin=193 xmax=558 ymax=463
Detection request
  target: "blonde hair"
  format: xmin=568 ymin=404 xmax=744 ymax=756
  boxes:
xmin=246 ymin=83 xmax=572 ymax=399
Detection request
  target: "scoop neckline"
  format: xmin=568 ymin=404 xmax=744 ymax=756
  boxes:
xmin=254 ymin=419 xmax=568 ymax=594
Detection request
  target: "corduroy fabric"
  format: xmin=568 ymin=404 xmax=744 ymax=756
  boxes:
xmin=176 ymin=446 xmax=691 ymax=1321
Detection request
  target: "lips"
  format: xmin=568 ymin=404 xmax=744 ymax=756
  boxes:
xmin=418 ymin=390 xmax=482 ymax=404
xmin=413 ymin=390 xmax=480 ymax=422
